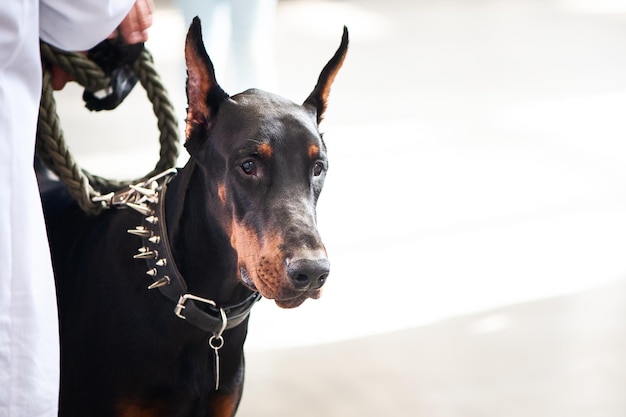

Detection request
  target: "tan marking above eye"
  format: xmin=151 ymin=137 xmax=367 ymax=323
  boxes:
xmin=308 ymin=144 xmax=320 ymax=159
xmin=257 ymin=143 xmax=273 ymax=159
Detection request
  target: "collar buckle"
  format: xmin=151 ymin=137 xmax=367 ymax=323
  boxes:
xmin=175 ymin=294 xmax=228 ymax=337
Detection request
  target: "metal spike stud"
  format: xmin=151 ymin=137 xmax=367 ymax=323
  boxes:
xmin=127 ymin=227 xmax=151 ymax=238
xmin=144 ymin=196 xmax=159 ymax=205
xmin=148 ymin=235 xmax=161 ymax=244
xmin=146 ymin=268 xmax=158 ymax=277
xmin=145 ymin=216 xmax=159 ymax=224
xmin=156 ymin=258 xmax=167 ymax=267
xmin=134 ymin=250 xmax=158 ymax=260
xmin=127 ymin=202 xmax=153 ymax=216
xmin=129 ymin=184 xmax=157 ymax=197
xmin=138 ymin=246 xmax=149 ymax=253
xmin=148 ymin=276 xmax=171 ymax=290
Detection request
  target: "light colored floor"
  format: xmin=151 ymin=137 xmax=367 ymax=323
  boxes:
xmin=241 ymin=278 xmax=626 ymax=417
xmin=54 ymin=0 xmax=626 ymax=415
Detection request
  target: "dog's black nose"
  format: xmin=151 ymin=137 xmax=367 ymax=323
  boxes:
xmin=287 ymin=258 xmax=330 ymax=290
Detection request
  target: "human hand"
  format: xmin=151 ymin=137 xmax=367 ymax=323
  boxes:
xmin=51 ymin=0 xmax=154 ymax=90
xmin=114 ymin=0 xmax=154 ymax=44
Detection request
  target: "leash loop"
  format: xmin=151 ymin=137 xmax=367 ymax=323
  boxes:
xmin=36 ymin=41 xmax=180 ymax=215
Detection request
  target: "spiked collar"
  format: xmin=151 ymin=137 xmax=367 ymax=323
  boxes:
xmin=112 ymin=168 xmax=261 ymax=335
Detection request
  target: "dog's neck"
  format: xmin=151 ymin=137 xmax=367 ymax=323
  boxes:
xmin=162 ymin=160 xmax=253 ymax=306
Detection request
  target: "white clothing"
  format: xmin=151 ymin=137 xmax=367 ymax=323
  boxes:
xmin=0 ymin=1 xmax=133 ymax=416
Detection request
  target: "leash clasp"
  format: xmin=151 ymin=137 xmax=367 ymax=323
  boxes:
xmin=91 ymin=168 xmax=178 ymax=209
xmin=90 ymin=187 xmax=136 ymax=208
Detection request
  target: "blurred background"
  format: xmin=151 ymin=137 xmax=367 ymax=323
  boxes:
xmin=54 ymin=0 xmax=626 ymax=415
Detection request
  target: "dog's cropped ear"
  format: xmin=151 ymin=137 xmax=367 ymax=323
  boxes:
xmin=184 ymin=17 xmax=229 ymax=142
xmin=303 ymin=26 xmax=349 ymax=124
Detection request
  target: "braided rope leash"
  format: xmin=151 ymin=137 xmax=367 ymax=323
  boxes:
xmin=36 ymin=42 xmax=180 ymax=214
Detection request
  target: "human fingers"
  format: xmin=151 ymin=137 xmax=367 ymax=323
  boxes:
xmin=50 ymin=65 xmax=75 ymax=90
xmin=118 ymin=0 xmax=154 ymax=44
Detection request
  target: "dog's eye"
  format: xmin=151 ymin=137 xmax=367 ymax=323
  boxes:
xmin=241 ymin=160 xmax=257 ymax=175
xmin=313 ymin=161 xmax=324 ymax=177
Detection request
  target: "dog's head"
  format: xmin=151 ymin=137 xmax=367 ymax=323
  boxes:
xmin=183 ymin=17 xmax=348 ymax=308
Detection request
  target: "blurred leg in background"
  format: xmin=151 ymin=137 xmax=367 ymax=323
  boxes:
xmin=176 ymin=0 xmax=277 ymax=93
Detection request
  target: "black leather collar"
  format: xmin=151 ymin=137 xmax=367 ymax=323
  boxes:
xmin=117 ymin=169 xmax=261 ymax=336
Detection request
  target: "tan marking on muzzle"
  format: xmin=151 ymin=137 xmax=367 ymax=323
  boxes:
xmin=229 ymin=220 xmax=289 ymax=300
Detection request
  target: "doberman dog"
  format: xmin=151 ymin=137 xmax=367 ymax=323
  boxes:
xmin=41 ymin=17 xmax=348 ymax=417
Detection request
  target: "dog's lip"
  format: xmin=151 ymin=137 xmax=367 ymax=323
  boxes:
xmin=274 ymin=288 xmax=322 ymax=308
xmin=240 ymin=266 xmax=321 ymax=307
xmin=239 ymin=267 xmax=257 ymax=291
xmin=275 ymin=294 xmax=308 ymax=308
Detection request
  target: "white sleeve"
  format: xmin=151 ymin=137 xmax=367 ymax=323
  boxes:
xmin=39 ymin=0 xmax=135 ymax=51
